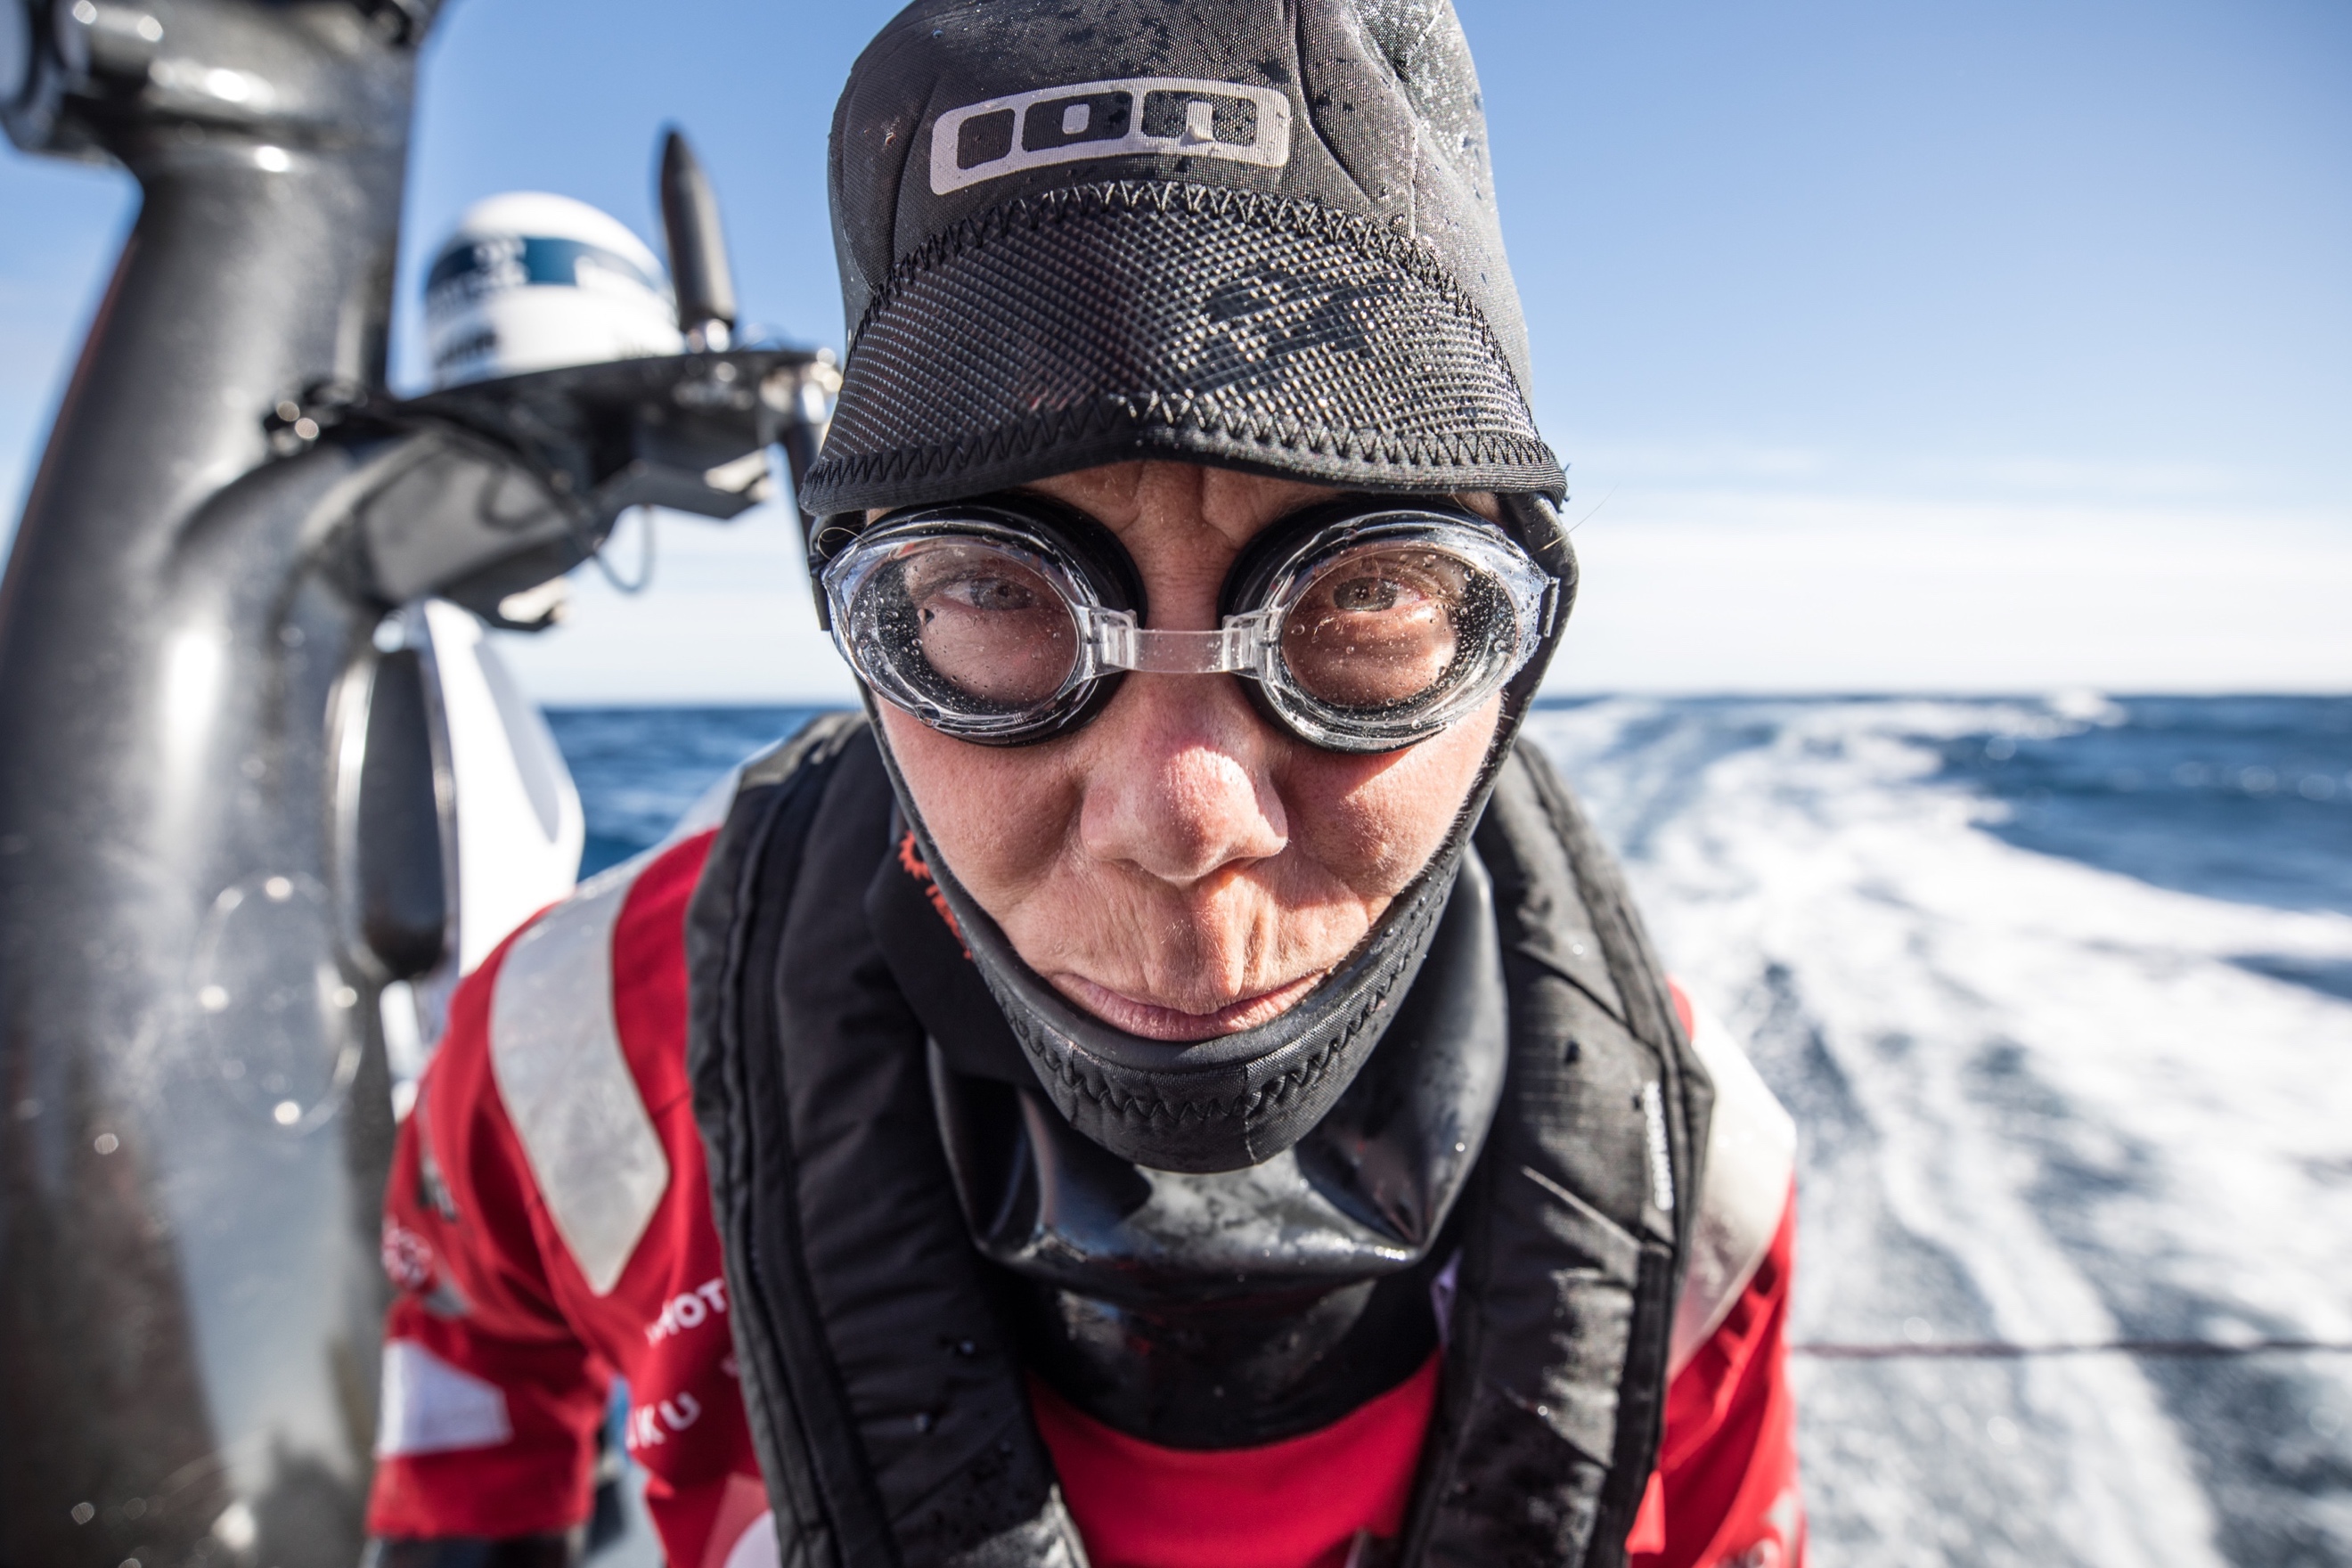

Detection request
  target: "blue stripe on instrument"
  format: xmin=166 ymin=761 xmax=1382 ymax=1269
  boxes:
xmin=426 ymin=235 xmax=665 ymax=298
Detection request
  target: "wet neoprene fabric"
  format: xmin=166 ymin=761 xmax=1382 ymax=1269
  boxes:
xmin=685 ymin=716 xmax=1712 ymax=1567
xmin=800 ymin=0 xmax=1565 ymax=519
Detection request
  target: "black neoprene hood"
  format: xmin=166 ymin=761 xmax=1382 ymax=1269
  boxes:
xmin=800 ymin=0 xmax=1566 ymax=517
xmin=812 ymin=0 xmax=1582 ymax=1177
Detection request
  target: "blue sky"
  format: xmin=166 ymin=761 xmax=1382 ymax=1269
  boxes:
xmin=4 ymin=0 xmax=2347 ymax=699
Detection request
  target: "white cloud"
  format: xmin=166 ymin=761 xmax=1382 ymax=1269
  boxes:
xmin=1559 ymin=440 xmax=2258 ymax=503
xmin=371 ymin=485 xmax=2352 ymax=706
xmin=1550 ymin=488 xmax=2352 ymax=694
xmin=1564 ymin=440 xmax=1835 ymax=486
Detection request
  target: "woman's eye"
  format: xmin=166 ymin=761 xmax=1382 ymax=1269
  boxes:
xmin=1329 ymin=576 xmax=1415 ymax=613
xmin=1279 ymin=547 xmax=1469 ymax=709
xmin=932 ymin=575 xmax=1039 ymax=614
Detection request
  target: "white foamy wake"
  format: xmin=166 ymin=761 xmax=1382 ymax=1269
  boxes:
xmin=1526 ymin=698 xmax=2352 ymax=1568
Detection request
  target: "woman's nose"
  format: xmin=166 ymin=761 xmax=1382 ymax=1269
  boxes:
xmin=1076 ymin=672 xmax=1289 ymax=886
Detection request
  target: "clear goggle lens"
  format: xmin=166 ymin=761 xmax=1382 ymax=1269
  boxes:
xmin=859 ymin=541 xmax=1082 ymax=710
xmin=827 ymin=511 xmax=1554 ymax=750
xmin=1279 ymin=543 xmax=1486 ymax=711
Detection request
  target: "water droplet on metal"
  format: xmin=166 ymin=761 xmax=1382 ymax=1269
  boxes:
xmin=212 ymin=1500 xmax=257 ymax=1551
xmin=93 ymin=1132 xmax=119 ymax=1156
xmin=272 ymin=1100 xmax=301 ymax=1126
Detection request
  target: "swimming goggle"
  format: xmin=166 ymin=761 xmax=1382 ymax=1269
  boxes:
xmin=819 ymin=494 xmax=1559 ymax=753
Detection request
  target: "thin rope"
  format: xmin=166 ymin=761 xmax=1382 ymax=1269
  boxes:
xmin=1792 ymin=1338 xmax=2352 ymax=1361
xmin=592 ymin=506 xmax=657 ymax=594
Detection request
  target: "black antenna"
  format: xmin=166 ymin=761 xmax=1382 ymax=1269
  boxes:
xmin=659 ymin=127 xmax=738 ymax=351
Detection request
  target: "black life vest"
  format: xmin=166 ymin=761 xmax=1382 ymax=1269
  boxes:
xmin=686 ymin=714 xmax=1712 ymax=1567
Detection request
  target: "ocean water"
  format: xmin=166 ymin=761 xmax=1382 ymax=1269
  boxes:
xmin=546 ymin=696 xmax=2352 ymax=1568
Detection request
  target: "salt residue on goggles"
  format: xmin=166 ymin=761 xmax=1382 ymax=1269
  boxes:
xmin=821 ymin=501 xmax=1557 ymax=752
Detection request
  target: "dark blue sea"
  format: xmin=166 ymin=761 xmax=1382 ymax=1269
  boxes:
xmin=552 ymin=697 xmax=2352 ymax=916
xmin=548 ymin=696 xmax=2352 ymax=1568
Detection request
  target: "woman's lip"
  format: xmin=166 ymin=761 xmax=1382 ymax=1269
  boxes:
xmin=1051 ymin=972 xmax=1327 ymax=1041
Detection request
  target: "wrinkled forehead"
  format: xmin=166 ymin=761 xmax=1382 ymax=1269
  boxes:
xmin=1012 ymin=465 xmax=1367 ymax=560
xmin=870 ymin=462 xmax=1504 ymax=565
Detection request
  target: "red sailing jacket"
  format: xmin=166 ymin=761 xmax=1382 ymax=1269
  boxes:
xmin=365 ymin=829 xmax=1805 ymax=1568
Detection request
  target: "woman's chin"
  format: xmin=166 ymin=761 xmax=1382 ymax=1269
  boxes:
xmin=1052 ymin=971 xmax=1327 ymax=1041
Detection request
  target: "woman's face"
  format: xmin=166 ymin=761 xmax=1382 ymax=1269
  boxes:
xmin=877 ymin=461 xmax=1502 ymax=1041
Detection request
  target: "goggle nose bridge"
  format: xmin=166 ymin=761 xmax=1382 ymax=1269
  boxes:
xmin=1083 ymin=608 xmax=1281 ymax=680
